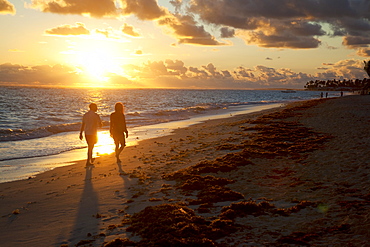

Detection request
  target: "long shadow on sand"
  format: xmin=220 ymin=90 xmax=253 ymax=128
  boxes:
xmin=68 ymin=166 xmax=99 ymax=245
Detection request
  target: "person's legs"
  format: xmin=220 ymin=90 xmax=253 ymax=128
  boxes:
xmin=114 ymin=141 xmax=121 ymax=163
xmin=114 ymin=134 xmax=125 ymax=163
xmin=87 ymin=143 xmax=94 ymax=165
xmin=85 ymin=134 xmax=97 ymax=166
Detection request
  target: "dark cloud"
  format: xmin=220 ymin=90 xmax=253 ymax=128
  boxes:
xmin=45 ymin=23 xmax=90 ymax=36
xmin=170 ymin=0 xmax=182 ymax=13
xmin=165 ymin=59 xmax=187 ymax=74
xmin=0 ymin=0 xmax=15 ymax=14
xmin=343 ymin=36 xmax=370 ymax=48
xmin=186 ymin=0 xmax=370 ymax=49
xmin=244 ymin=29 xmax=321 ymax=49
xmin=123 ymin=0 xmax=167 ymax=20
xmin=220 ymin=27 xmax=235 ymax=38
xmin=158 ymin=14 xmax=226 ymax=46
xmin=30 ymin=0 xmax=370 ymax=50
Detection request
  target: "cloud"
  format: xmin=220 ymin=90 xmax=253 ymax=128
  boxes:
xmin=123 ymin=58 xmax=368 ymax=88
xmin=0 ymin=63 xmax=143 ymax=88
xmin=95 ymin=29 xmax=110 ymax=38
xmin=165 ymin=59 xmax=187 ymax=74
xmin=122 ymin=23 xmax=141 ymax=37
xmin=185 ymin=0 xmax=370 ymax=49
xmin=30 ymin=0 xmax=167 ymax=19
xmin=30 ymin=0 xmax=119 ymax=18
xmin=105 ymin=73 xmax=143 ymax=87
xmin=0 ymin=63 xmax=80 ymax=86
xmin=122 ymin=0 xmax=167 ymax=20
xmin=1 ymin=58 xmax=367 ymax=89
xmin=357 ymin=48 xmax=370 ymax=57
xmin=315 ymin=59 xmax=367 ymax=80
xmin=29 ymin=0 xmax=370 ymax=51
xmin=31 ymin=0 xmax=225 ymax=46
xmin=45 ymin=22 xmax=90 ymax=36
xmin=220 ymin=27 xmax=235 ymax=38
xmin=0 ymin=0 xmax=15 ymax=15
xmin=343 ymin=35 xmax=370 ymax=48
xmin=133 ymin=49 xmax=143 ymax=55
xmin=158 ymin=14 xmax=226 ymax=46
xmin=94 ymin=28 xmax=123 ymax=39
xmin=236 ymin=19 xmax=324 ymax=49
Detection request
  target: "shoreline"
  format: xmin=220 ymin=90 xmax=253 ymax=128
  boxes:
xmin=0 ymin=95 xmax=369 ymax=246
xmin=0 ymin=102 xmax=283 ymax=184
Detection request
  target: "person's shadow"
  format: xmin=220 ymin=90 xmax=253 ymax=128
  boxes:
xmin=68 ymin=166 xmax=99 ymax=245
xmin=117 ymin=161 xmax=126 ymax=175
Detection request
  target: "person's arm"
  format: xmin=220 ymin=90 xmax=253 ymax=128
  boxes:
xmin=98 ymin=115 xmax=102 ymax=128
xmin=123 ymin=115 xmax=128 ymax=138
xmin=109 ymin=114 xmax=113 ymax=137
xmin=79 ymin=122 xmax=85 ymax=140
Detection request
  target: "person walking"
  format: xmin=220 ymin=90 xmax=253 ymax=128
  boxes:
xmin=79 ymin=103 xmax=102 ymax=166
xmin=110 ymin=102 xmax=128 ymax=163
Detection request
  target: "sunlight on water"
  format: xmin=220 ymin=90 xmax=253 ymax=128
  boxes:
xmin=94 ymin=130 xmax=139 ymax=156
xmin=95 ymin=131 xmax=115 ymax=155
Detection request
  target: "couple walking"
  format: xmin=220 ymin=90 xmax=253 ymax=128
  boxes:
xmin=79 ymin=102 xmax=128 ymax=166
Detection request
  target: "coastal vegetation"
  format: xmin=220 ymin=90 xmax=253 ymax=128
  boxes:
xmin=305 ymin=60 xmax=370 ymax=92
xmin=304 ymin=78 xmax=370 ymax=91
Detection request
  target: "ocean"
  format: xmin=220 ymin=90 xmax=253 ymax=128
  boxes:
xmin=0 ymin=87 xmax=330 ymax=183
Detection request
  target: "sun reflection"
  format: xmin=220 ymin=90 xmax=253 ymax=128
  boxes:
xmin=95 ymin=130 xmax=115 ymax=155
xmin=94 ymin=130 xmax=138 ymax=157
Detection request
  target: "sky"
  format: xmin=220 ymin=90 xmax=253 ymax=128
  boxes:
xmin=1 ymin=0 xmax=370 ymax=89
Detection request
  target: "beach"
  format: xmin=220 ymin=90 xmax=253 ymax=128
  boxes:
xmin=0 ymin=95 xmax=369 ymax=246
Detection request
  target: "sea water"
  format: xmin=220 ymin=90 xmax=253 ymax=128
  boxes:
xmin=0 ymin=87 xmax=328 ymax=183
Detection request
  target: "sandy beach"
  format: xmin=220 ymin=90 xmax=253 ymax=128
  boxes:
xmin=0 ymin=95 xmax=369 ymax=246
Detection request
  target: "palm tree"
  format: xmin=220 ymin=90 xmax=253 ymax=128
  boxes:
xmin=364 ymin=60 xmax=370 ymax=77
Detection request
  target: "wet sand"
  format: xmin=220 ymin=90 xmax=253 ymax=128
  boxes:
xmin=0 ymin=95 xmax=369 ymax=246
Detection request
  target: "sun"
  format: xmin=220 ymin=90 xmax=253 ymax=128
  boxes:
xmin=77 ymin=49 xmax=119 ymax=82
xmin=68 ymin=41 xmax=125 ymax=85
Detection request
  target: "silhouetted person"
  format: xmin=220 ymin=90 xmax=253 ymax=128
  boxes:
xmin=110 ymin=102 xmax=128 ymax=163
xmin=80 ymin=103 xmax=102 ymax=166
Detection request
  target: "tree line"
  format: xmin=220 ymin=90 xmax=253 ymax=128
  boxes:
xmin=305 ymin=60 xmax=370 ymax=91
xmin=304 ymin=78 xmax=370 ymax=90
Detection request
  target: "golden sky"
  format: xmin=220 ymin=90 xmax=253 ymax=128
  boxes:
xmin=1 ymin=0 xmax=369 ymax=88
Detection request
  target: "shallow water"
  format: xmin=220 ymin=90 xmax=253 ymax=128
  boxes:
xmin=0 ymin=87 xmax=327 ymax=183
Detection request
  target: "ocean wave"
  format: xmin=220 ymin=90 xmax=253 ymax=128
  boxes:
xmin=0 ymin=123 xmax=81 ymax=142
xmin=0 ymin=146 xmax=85 ymax=162
xmin=154 ymin=104 xmax=218 ymax=116
xmin=0 ymin=100 xmax=286 ymax=142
